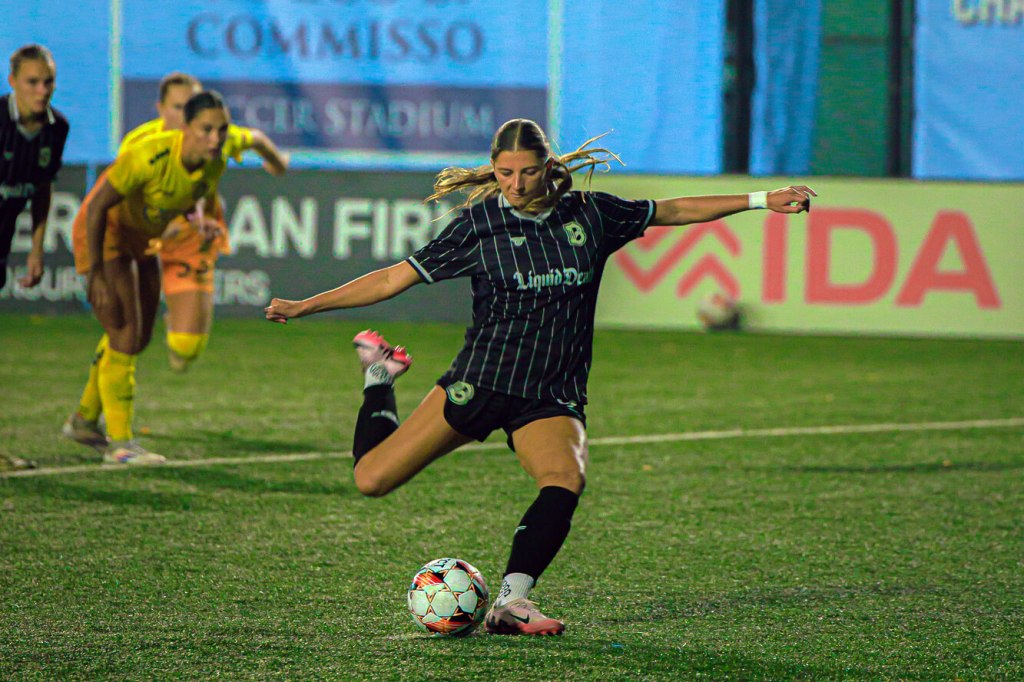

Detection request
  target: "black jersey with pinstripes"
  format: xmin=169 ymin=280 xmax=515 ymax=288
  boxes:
xmin=407 ymin=190 xmax=654 ymax=405
xmin=0 ymin=94 xmax=69 ymax=260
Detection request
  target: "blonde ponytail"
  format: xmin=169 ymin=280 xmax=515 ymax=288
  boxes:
xmin=425 ymin=121 xmax=622 ymax=214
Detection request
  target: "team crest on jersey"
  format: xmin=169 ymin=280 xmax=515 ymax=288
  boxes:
xmin=510 ymin=236 xmax=527 ymax=247
xmin=446 ymin=381 xmax=475 ymax=406
xmin=563 ymin=221 xmax=586 ymax=246
xmin=192 ymin=181 xmax=209 ymax=200
xmin=38 ymin=147 xmax=51 ymax=166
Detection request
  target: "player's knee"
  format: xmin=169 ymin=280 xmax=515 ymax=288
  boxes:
xmin=353 ymin=464 xmax=394 ymax=498
xmin=537 ymin=470 xmax=585 ymax=495
xmin=111 ymin=332 xmax=145 ymax=356
xmin=167 ymin=332 xmax=208 ymax=363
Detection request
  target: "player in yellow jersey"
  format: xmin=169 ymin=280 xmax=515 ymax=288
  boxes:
xmin=63 ymin=75 xmax=288 ymax=462
xmin=63 ymin=91 xmax=231 ymax=464
xmin=124 ymin=72 xmax=288 ymax=372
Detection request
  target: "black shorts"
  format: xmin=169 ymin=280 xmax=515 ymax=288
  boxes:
xmin=437 ymin=376 xmax=587 ymax=451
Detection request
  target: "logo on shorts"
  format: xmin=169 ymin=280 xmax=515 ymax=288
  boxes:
xmin=446 ymin=381 xmax=475 ymax=405
xmin=563 ymin=221 xmax=586 ymax=246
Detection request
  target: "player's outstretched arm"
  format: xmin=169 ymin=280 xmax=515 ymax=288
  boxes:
xmin=250 ymin=129 xmax=290 ymax=177
xmin=265 ymin=260 xmax=422 ymax=324
xmin=653 ymin=185 xmax=816 ymax=226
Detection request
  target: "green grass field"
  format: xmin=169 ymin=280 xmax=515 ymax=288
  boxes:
xmin=1 ymin=313 xmax=1022 ymax=680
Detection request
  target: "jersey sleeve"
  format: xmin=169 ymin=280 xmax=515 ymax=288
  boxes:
xmin=224 ymin=125 xmax=255 ymax=163
xmin=105 ymin=146 xmax=151 ymax=196
xmin=405 ymin=212 xmax=480 ymax=284
xmin=590 ymin=192 xmax=656 ymax=255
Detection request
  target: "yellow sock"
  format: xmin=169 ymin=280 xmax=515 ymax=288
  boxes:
xmin=98 ymin=347 xmax=137 ymax=441
xmin=167 ymin=332 xmax=209 ymax=371
xmin=77 ymin=335 xmax=108 ymax=422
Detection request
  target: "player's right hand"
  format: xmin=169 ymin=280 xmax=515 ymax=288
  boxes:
xmin=86 ymin=269 xmax=108 ymax=310
xmin=265 ymin=297 xmax=302 ymax=324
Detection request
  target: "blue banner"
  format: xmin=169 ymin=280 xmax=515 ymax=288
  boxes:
xmin=749 ymin=0 xmax=821 ymax=176
xmin=2 ymin=0 xmax=727 ymax=173
xmin=123 ymin=1 xmax=547 ymax=87
xmin=559 ymin=1 xmax=726 ymax=175
xmin=121 ymin=0 xmax=548 ymax=162
xmin=914 ymin=1 xmax=1024 ymax=180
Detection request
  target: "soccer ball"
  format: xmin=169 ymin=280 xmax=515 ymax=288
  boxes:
xmin=697 ymin=292 xmax=740 ymax=331
xmin=407 ymin=558 xmax=489 ymax=636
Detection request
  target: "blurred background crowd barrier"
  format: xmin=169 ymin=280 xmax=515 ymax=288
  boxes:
xmin=2 ymin=0 xmax=1021 ymax=336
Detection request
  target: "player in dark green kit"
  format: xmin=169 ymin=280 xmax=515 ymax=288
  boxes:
xmin=265 ymin=118 xmax=815 ymax=635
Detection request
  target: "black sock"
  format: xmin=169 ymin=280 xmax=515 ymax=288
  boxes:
xmin=504 ymin=486 xmax=580 ymax=580
xmin=352 ymin=385 xmax=399 ymax=466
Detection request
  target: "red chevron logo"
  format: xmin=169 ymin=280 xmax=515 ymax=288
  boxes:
xmin=614 ymin=221 xmax=741 ymax=297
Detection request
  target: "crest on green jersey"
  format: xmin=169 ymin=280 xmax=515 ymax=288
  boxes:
xmin=446 ymin=381 xmax=475 ymax=406
xmin=563 ymin=221 xmax=586 ymax=246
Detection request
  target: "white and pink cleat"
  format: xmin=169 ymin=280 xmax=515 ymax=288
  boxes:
xmin=352 ymin=329 xmax=412 ymax=384
xmin=484 ymin=598 xmax=566 ymax=636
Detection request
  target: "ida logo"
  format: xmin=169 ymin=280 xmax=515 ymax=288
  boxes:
xmin=767 ymin=209 xmax=1000 ymax=308
xmin=614 ymin=209 xmax=1001 ymax=309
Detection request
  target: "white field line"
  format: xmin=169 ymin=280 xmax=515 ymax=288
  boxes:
xmin=3 ymin=417 xmax=1023 ymax=480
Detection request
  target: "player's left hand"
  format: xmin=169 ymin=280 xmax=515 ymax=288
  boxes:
xmin=265 ymin=298 xmax=303 ymax=324
xmin=768 ymin=185 xmax=817 ymax=214
xmin=18 ymin=251 xmax=44 ymax=288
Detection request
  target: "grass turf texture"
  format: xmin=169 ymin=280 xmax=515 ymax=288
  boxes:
xmin=1 ymin=313 xmax=1022 ymax=680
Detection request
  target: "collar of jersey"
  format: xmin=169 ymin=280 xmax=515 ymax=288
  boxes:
xmin=7 ymin=94 xmax=56 ymax=127
xmin=498 ymin=193 xmax=554 ymax=223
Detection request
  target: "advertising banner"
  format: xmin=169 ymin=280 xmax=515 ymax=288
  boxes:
xmin=121 ymin=0 xmax=548 ymax=164
xmin=592 ymin=175 xmax=1024 ymax=338
xmin=5 ymin=169 xmax=1020 ymax=338
xmin=0 ymin=168 xmax=471 ymax=323
xmin=914 ymin=0 xmax=1024 ymax=180
xmin=208 ymin=170 xmax=470 ymax=323
xmin=3 ymin=0 xmax=728 ymax=173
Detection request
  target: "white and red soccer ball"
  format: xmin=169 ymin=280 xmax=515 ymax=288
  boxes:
xmin=697 ymin=292 xmax=741 ymax=331
xmin=407 ymin=558 xmax=489 ymax=636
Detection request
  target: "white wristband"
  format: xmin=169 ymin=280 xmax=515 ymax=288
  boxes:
xmin=748 ymin=191 xmax=768 ymax=209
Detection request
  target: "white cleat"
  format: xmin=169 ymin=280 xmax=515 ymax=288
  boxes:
xmin=484 ymin=598 xmax=565 ymax=636
xmin=102 ymin=440 xmax=167 ymax=466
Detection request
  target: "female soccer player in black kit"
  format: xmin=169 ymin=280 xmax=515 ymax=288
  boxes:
xmin=0 ymin=44 xmax=68 ymax=472
xmin=265 ymin=119 xmax=814 ymax=635
xmin=0 ymin=44 xmax=68 ymax=292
